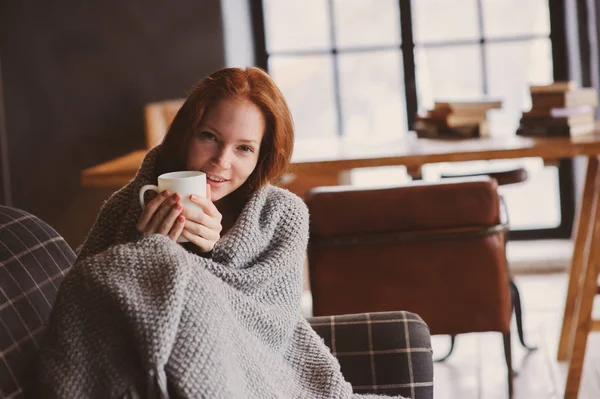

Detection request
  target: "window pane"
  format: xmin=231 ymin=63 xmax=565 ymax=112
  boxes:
xmin=415 ymin=45 xmax=483 ymax=111
xmin=333 ymin=0 xmax=400 ymax=48
xmin=263 ymin=0 xmax=331 ymax=52
xmin=412 ymin=0 xmax=479 ymax=43
xmin=484 ymin=38 xmax=559 ymax=230
xmin=269 ymin=55 xmax=337 ymax=139
xmin=485 ymin=39 xmax=553 ymax=135
xmin=482 ymin=0 xmax=550 ymax=38
xmin=338 ymin=50 xmax=407 ymax=139
xmin=499 ymin=164 xmax=561 ymax=230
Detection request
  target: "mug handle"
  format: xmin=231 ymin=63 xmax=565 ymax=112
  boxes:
xmin=139 ymin=184 xmax=160 ymax=208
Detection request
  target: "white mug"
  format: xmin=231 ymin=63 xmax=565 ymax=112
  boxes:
xmin=139 ymin=171 xmax=207 ymax=243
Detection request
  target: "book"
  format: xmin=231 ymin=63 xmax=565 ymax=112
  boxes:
xmin=433 ymin=98 xmax=503 ymax=112
xmin=414 ymin=120 xmax=489 ymax=139
xmin=517 ymin=121 xmax=595 ymax=137
xmin=530 ymin=88 xmax=598 ymax=108
xmin=418 ymin=113 xmax=487 ymax=127
xmin=522 ymin=105 xmax=595 ymax=118
xmin=520 ymin=113 xmax=595 ymax=127
xmin=426 ymin=107 xmax=489 ymax=119
xmin=529 ymin=81 xmax=576 ymax=94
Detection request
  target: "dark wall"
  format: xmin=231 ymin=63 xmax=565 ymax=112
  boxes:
xmin=0 ymin=1 xmax=226 ymax=247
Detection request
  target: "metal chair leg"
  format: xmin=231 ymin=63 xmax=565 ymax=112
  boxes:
xmin=501 ymin=195 xmax=537 ymax=352
xmin=433 ymin=335 xmax=456 ymax=362
xmin=503 ymin=331 xmax=515 ymax=398
xmin=509 ymin=278 xmax=538 ymax=351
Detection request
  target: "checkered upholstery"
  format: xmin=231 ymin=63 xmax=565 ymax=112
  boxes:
xmin=308 ymin=311 xmax=433 ymax=399
xmin=0 ymin=206 xmax=76 ymax=398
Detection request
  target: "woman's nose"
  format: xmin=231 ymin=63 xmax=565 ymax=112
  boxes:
xmin=213 ymin=147 xmax=232 ymax=169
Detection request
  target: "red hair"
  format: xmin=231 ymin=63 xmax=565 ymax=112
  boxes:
xmin=156 ymin=67 xmax=294 ymax=195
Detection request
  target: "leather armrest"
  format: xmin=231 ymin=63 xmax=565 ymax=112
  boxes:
xmin=305 ymin=176 xmax=500 ymax=236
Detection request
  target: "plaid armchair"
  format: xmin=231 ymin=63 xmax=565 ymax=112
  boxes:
xmin=0 ymin=205 xmax=433 ymax=398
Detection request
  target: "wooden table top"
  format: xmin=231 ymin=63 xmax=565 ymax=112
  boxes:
xmin=81 ymin=132 xmax=600 ymax=187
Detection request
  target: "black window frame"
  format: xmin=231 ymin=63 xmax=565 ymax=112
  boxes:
xmin=251 ymin=0 xmax=575 ymax=240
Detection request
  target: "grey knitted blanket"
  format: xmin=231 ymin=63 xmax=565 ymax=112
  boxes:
xmin=32 ymin=147 xmax=400 ymax=398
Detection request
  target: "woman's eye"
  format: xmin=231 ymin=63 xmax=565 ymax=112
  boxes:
xmin=199 ymin=131 xmax=217 ymax=141
xmin=238 ymin=145 xmax=254 ymax=153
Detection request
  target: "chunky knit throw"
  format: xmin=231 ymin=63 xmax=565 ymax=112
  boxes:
xmin=31 ymin=147 xmax=401 ymax=398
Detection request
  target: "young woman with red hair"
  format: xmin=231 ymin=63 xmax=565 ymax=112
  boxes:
xmin=136 ymin=66 xmax=295 ymax=253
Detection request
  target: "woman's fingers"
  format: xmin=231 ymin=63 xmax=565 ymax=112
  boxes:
xmin=183 ymin=210 xmax=222 ymax=233
xmin=156 ymin=202 xmax=183 ymax=236
xmin=180 ymin=229 xmax=215 ymax=252
xmin=139 ymin=193 xmax=181 ymax=235
xmin=168 ymin=214 xmax=186 ymax=241
xmin=183 ymin=219 xmax=220 ymax=241
xmin=136 ymin=190 xmax=170 ymax=232
xmin=185 ymin=195 xmax=222 ymax=223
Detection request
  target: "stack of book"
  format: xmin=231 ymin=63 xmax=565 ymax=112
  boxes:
xmin=414 ymin=99 xmax=502 ymax=139
xmin=517 ymin=81 xmax=597 ymax=137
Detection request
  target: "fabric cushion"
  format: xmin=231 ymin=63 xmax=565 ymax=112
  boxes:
xmin=308 ymin=311 xmax=433 ymax=398
xmin=0 ymin=206 xmax=76 ymax=398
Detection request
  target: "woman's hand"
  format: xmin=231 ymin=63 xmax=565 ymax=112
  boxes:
xmin=180 ymin=185 xmax=223 ymax=253
xmin=136 ymin=191 xmax=186 ymax=241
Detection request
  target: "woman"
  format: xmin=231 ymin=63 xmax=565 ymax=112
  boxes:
xmin=31 ymin=67 xmax=402 ymax=399
xmin=135 ymin=66 xmax=293 ymax=253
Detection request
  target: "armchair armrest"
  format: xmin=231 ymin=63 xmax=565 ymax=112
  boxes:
xmin=306 ymin=176 xmax=501 ymax=235
xmin=307 ymin=311 xmax=433 ymax=399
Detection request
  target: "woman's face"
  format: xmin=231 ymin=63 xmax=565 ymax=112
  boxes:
xmin=186 ymin=97 xmax=265 ymax=202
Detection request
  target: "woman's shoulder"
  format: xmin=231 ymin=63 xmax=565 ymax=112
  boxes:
xmin=261 ymin=184 xmax=308 ymax=215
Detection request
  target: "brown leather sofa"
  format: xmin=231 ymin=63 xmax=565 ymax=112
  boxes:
xmin=305 ymin=176 xmax=526 ymax=396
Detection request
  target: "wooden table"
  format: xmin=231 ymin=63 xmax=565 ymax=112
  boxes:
xmin=81 ymin=133 xmax=600 ymax=398
xmin=82 ymin=134 xmax=600 ymax=185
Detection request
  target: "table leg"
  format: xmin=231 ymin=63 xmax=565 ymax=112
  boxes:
xmin=557 ymin=155 xmax=600 ymax=361
xmin=564 ymin=155 xmax=600 ymax=398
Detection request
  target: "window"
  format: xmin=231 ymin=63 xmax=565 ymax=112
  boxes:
xmin=262 ymin=0 xmax=405 ymax=141
xmin=414 ymin=0 xmax=553 ymax=133
xmin=254 ymin=0 xmax=573 ymax=238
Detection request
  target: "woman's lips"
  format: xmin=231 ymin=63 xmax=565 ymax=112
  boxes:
xmin=207 ymin=179 xmax=226 ymax=188
xmin=206 ymin=174 xmax=228 ymax=188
